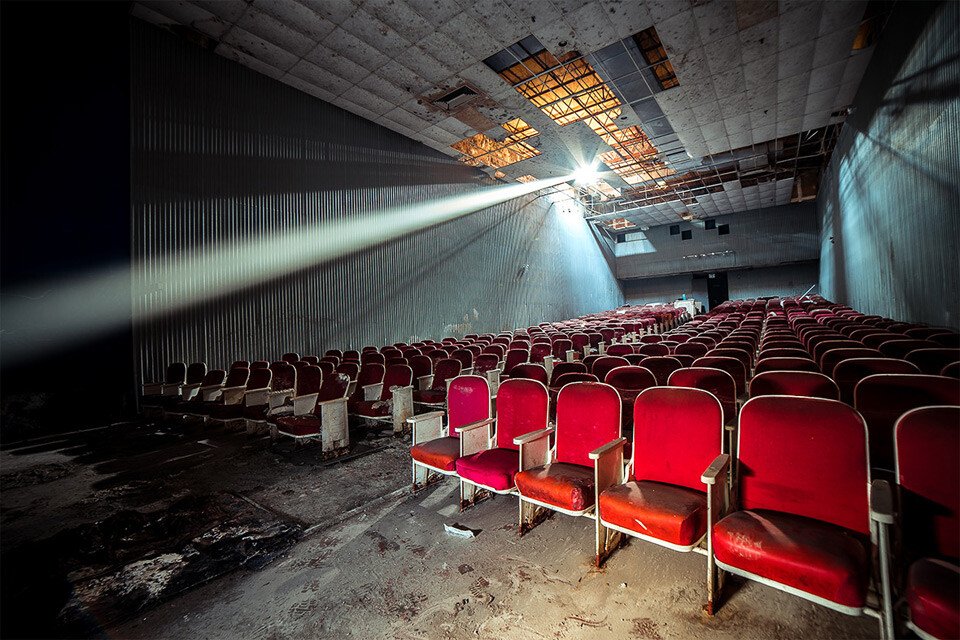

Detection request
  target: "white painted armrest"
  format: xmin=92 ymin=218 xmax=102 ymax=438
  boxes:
xmin=268 ymin=388 xmax=294 ymax=410
xmin=142 ymin=381 xmax=164 ymax=396
xmin=244 ymin=387 xmax=270 ymax=406
xmin=363 ymin=382 xmax=383 ymax=401
xmin=588 ymin=437 xmax=627 ymax=461
xmin=294 ymin=392 xmax=319 ymax=416
xmin=408 ymin=410 xmax=445 ymax=445
xmin=198 ymin=384 xmax=223 ymax=401
xmin=455 ymin=418 xmax=496 ymax=434
xmin=513 ymin=426 xmax=554 ymax=446
xmin=417 ymin=374 xmax=434 ymax=391
xmin=180 ymin=382 xmax=202 ymax=401
xmin=220 ymin=385 xmax=246 ymax=405
xmin=701 ymin=454 xmax=730 ymax=485
xmin=517 ymin=427 xmax=555 ymax=472
xmin=592 ymin=437 xmax=627 ymax=501
xmin=459 ymin=418 xmax=496 ymax=457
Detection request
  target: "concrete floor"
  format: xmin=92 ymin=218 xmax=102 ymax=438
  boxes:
xmin=1 ymin=420 xmax=883 ymax=639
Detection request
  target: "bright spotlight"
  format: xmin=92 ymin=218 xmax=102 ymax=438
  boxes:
xmin=571 ymin=164 xmax=598 ymax=185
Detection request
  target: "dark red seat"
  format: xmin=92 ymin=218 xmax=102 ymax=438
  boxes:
xmin=456 ymin=378 xmax=548 ymax=499
xmin=450 ymin=348 xmax=474 ymax=373
xmin=551 ymin=338 xmax=573 ymax=362
xmin=905 ymin=347 xmax=960 ymax=375
xmin=929 ymin=332 xmax=960 ymax=348
xmin=274 ymin=373 xmax=351 ymax=452
xmin=591 ymin=356 xmax=630 ymax=383
xmin=605 ymin=344 xmax=634 ymax=357
xmin=604 ymin=365 xmax=657 ymax=430
xmin=878 ymin=339 xmax=940 ymax=359
xmin=210 ymin=367 xmax=272 ymax=425
xmin=637 ymin=356 xmax=683 ymax=386
xmin=412 ymin=358 xmax=461 ymax=406
xmin=502 ymin=348 xmax=529 ymax=374
xmin=193 ymin=367 xmax=250 ymax=418
xmin=595 ymin=387 xmax=725 ymax=566
xmin=141 ymin=361 xmax=187 ymax=406
xmin=820 ymin=347 xmax=885 ymax=379
xmin=548 ymin=361 xmax=587 ymax=387
xmin=749 ymin=370 xmax=839 ymax=400
xmin=692 ymin=356 xmax=747 ymax=397
xmin=637 ymin=343 xmax=669 ymax=357
xmin=669 ymin=367 xmax=737 ymax=425
xmin=832 ymin=357 xmax=920 ymax=404
xmin=754 ymin=356 xmax=819 ymax=374
xmin=169 ymin=369 xmax=227 ymax=418
xmin=942 ymin=361 xmax=960 ymax=378
xmin=854 ymin=374 xmax=960 ymax=470
xmin=710 ymin=396 xmax=879 ymax=623
xmin=880 ymin=406 xmax=960 ymax=640
xmin=507 ymin=363 xmax=548 ymax=385
xmin=514 ymin=382 xmax=621 ymax=533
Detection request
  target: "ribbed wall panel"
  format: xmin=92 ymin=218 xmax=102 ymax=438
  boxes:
xmin=130 ymin=21 xmax=621 ymax=382
xmin=818 ymin=2 xmax=959 ymax=329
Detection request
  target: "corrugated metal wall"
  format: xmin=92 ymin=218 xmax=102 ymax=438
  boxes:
xmin=615 ymin=202 xmax=819 ymax=279
xmin=130 ymin=21 xmax=621 ymax=382
xmin=818 ymin=2 xmax=959 ymax=329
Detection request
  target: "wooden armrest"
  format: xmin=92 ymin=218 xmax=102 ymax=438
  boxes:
xmin=513 ymin=426 xmax=554 ymax=446
xmin=455 ymin=417 xmax=495 ymax=434
xmin=870 ymin=479 xmax=894 ymax=525
xmin=701 ymin=454 xmax=731 ymax=485
xmin=588 ymin=437 xmax=627 ymax=461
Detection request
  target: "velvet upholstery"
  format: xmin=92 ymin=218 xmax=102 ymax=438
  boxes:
xmin=636 ymin=356 xmax=683 ymax=385
xmin=508 ymin=363 xmax=549 ymax=385
xmin=749 ymin=371 xmax=839 ymax=400
xmin=855 ymin=374 xmax=960 ymax=470
xmin=549 ymin=362 xmax=587 ymax=387
xmin=905 ymin=559 xmax=959 ymax=640
xmin=905 ymin=348 xmax=960 ymax=375
xmin=636 ymin=343 xmax=669 ymax=357
xmin=514 ymin=462 xmax=595 ymax=511
xmin=446 ymin=375 xmax=492 ymax=435
xmin=186 ymin=362 xmax=207 ymax=384
xmin=754 ymin=356 xmax=819 ymax=374
xmin=591 ymin=356 xmax=630 ymax=383
xmin=502 ymin=348 xmax=529 ymax=373
xmin=675 ymin=342 xmax=709 ymax=358
xmin=692 ymin=356 xmax=747 ymax=396
xmin=555 ymin=382 xmax=621 ymax=467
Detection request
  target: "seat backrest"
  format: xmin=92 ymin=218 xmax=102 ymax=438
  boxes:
xmin=361 ymin=351 xmax=386 ymax=366
xmin=482 ymin=343 xmax=506 ymax=359
xmin=753 ymin=356 xmax=820 ymax=375
xmin=473 ymin=353 xmax=499 ymax=375
xmin=639 ymin=334 xmax=662 ymax=344
xmin=555 ymin=382 xmax=621 ymax=468
xmin=508 ymin=363 xmax=549 ymax=385
xmin=861 ymin=332 xmax=905 ymax=349
xmin=201 ymin=369 xmax=227 ymax=387
xmin=447 ymin=375 xmax=491 ymax=435
xmin=930 ymin=332 xmax=960 ymax=348
xmin=749 ymin=370 xmax=838 ymax=400
xmin=251 ymin=360 xmax=270 ymax=370
xmin=270 ymin=361 xmax=296 ymax=391
xmin=408 ymin=354 xmax=432 ymax=379
xmin=449 ymin=349 xmax=473 ymax=370
xmin=356 ymin=363 xmax=385 ymax=388
xmin=529 ymin=342 xmax=552 ymax=363
xmin=553 ymin=372 xmax=599 ymax=387
xmin=719 ymin=340 xmax=755 ymax=358
xmin=691 ymin=356 xmax=746 ymax=395
xmin=316 ymin=372 xmax=351 ymax=403
xmin=301 ymin=356 xmax=319 ymax=365
xmin=637 ymin=356 xmax=683 ymax=386
xmin=637 ymin=343 xmax=669 ymax=357
xmin=317 ymin=361 xmax=335 ymax=376
xmin=708 ymin=347 xmax=752 ymax=372
xmin=165 ymin=362 xmax=187 ymax=385
xmin=632 ymin=388 xmax=723 ymax=491
xmin=757 ymin=347 xmax=811 ymax=361
xmin=361 ymin=345 xmax=378 ymax=353
xmin=225 ymin=367 xmax=250 ymax=388
xmin=904 ymin=347 xmax=960 ymax=375
xmin=495 ymin=379 xmax=549 ymax=451
xmin=549 ymin=361 xmax=587 ymax=387
xmin=324 ymin=349 xmax=343 ymax=359
xmin=570 ymin=333 xmax=589 ymax=350
xmin=295 ymin=365 xmax=322 ymax=395
xmin=247 ymin=368 xmax=272 ymax=390
xmin=551 ymin=338 xmax=573 ymax=360
xmin=896 ymin=406 xmax=960 ymax=560
xmin=738 ymin=396 xmax=870 ymax=536
xmin=604 ymin=365 xmax=657 ymax=390
xmin=335 ymin=361 xmax=359 ymax=381
xmin=342 ymin=349 xmax=360 ymax=362
xmin=668 ymin=366 xmax=737 ymax=424
xmin=281 ymin=352 xmax=301 ymax=363
xmin=942 ymin=361 xmax=960 ymax=378
xmin=430 ymin=358 xmax=462 ymax=391
xmin=688 ymin=336 xmax=717 ymax=349
xmin=503 ymin=348 xmax=529 ymax=372
xmin=820 ymin=347 xmax=885 ymax=377
xmin=319 ymin=356 xmax=339 ymax=367
xmin=591 ymin=356 xmax=630 ymax=382
xmin=877 ymin=339 xmax=940 ymax=360
xmin=230 ymin=360 xmax=250 ymax=371
xmin=605 ymin=344 xmax=634 ymax=357
xmin=675 ymin=342 xmax=709 ymax=358
xmin=186 ymin=361 xmax=207 ymax=384
xmin=855 ymin=374 xmax=960 ymax=469
xmin=378 ymin=364 xmax=413 ymax=401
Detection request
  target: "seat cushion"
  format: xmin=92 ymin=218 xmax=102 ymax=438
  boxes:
xmin=411 ymin=436 xmax=459 ymax=472
xmin=413 ymin=389 xmax=446 ymax=404
xmin=514 ymin=462 xmax=594 ymax=512
xmin=349 ymin=399 xmax=390 ymax=417
xmin=243 ymin=404 xmax=268 ymax=420
xmin=906 ymin=558 xmax=960 ymax=640
xmin=275 ymin=415 xmax=321 ymax=437
xmin=713 ymin=509 xmax=869 ymax=608
xmin=456 ymin=448 xmax=518 ymax=491
xmin=599 ymin=480 xmax=707 ymax=547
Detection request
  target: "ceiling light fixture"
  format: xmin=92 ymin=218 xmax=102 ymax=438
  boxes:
xmin=572 ymin=164 xmax=598 ymax=185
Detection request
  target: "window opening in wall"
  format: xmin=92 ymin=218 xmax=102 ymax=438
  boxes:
xmin=718 ymin=224 xmax=730 ymax=235
xmin=681 ymin=229 xmax=692 ymax=240
xmin=670 ymin=224 xmax=680 ymax=235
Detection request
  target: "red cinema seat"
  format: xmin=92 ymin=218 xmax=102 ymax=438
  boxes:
xmin=266 ymin=364 xmax=321 ymax=421
xmin=929 ymin=332 xmax=960 ymax=348
xmin=413 ymin=358 xmax=462 ymax=406
xmin=877 ymin=406 xmax=960 ymax=640
xmin=141 ymin=361 xmax=187 ymax=410
xmin=508 ymin=363 xmax=549 ymax=386
xmin=754 ymin=356 xmax=820 ymax=375
xmin=757 ymin=347 xmax=812 ymax=361
xmin=605 ymin=344 xmax=635 ymax=357
xmin=408 ymin=355 xmax=432 ymax=389
xmin=514 ymin=382 xmax=621 ymax=534
xmin=244 ymin=361 xmax=296 ymax=433
xmin=692 ymin=356 xmax=747 ymax=397
xmin=675 ymin=342 xmax=709 ymax=359
xmin=456 ymin=378 xmax=549 ymax=504
xmin=854 ymin=374 xmax=960 ymax=470
xmin=502 ymin=348 xmax=529 ymax=374
xmin=639 ymin=334 xmax=662 ymax=344
xmin=591 ymin=356 xmax=630 ymax=383
xmin=192 ymin=366 xmax=250 ymax=419
xmin=637 ymin=343 xmax=669 ymax=357
xmin=637 ymin=356 xmax=683 ymax=386
xmin=709 ymin=396 xmax=883 ymax=629
xmin=351 ymin=364 xmax=414 ymax=434
xmin=820 ymin=347 xmax=885 ymax=379
xmin=273 ymin=373 xmax=351 ymax=453
xmin=450 ymin=348 xmax=474 ymax=374
xmin=529 ymin=342 xmax=552 ymax=364
xmin=551 ymin=338 xmax=573 ymax=362
xmin=832 ymin=357 xmax=920 ymax=404
xmin=708 ymin=348 xmax=752 ymax=375
xmin=604 ymin=365 xmax=657 ymax=431
xmin=749 ymin=371 xmax=839 ymax=400
xmin=942 ymin=361 xmax=960 ymax=378
xmin=669 ymin=367 xmax=738 ymax=426
xmin=594 ymin=388 xmax=726 ymax=568
xmin=281 ymin=352 xmax=300 ymax=363
xmin=361 ymin=351 xmax=386 ymax=366
xmin=878 ymin=339 xmax=940 ymax=359
xmin=210 ymin=367 xmax=272 ymax=428
xmin=549 ymin=361 xmax=587 ymax=387
xmin=905 ymin=348 xmax=960 ymax=375
xmin=300 ymin=356 xmax=319 ymax=366
xmin=169 ymin=369 xmax=227 ymax=419
xmin=409 ymin=375 xmax=491 ymax=490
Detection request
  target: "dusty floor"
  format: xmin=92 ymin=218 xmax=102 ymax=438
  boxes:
xmin=1 ymin=418 xmax=883 ymax=639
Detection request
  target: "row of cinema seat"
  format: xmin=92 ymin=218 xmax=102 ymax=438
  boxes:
xmin=409 ymin=296 xmax=959 ymax=640
xmin=138 ymin=304 xmax=688 ymax=452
